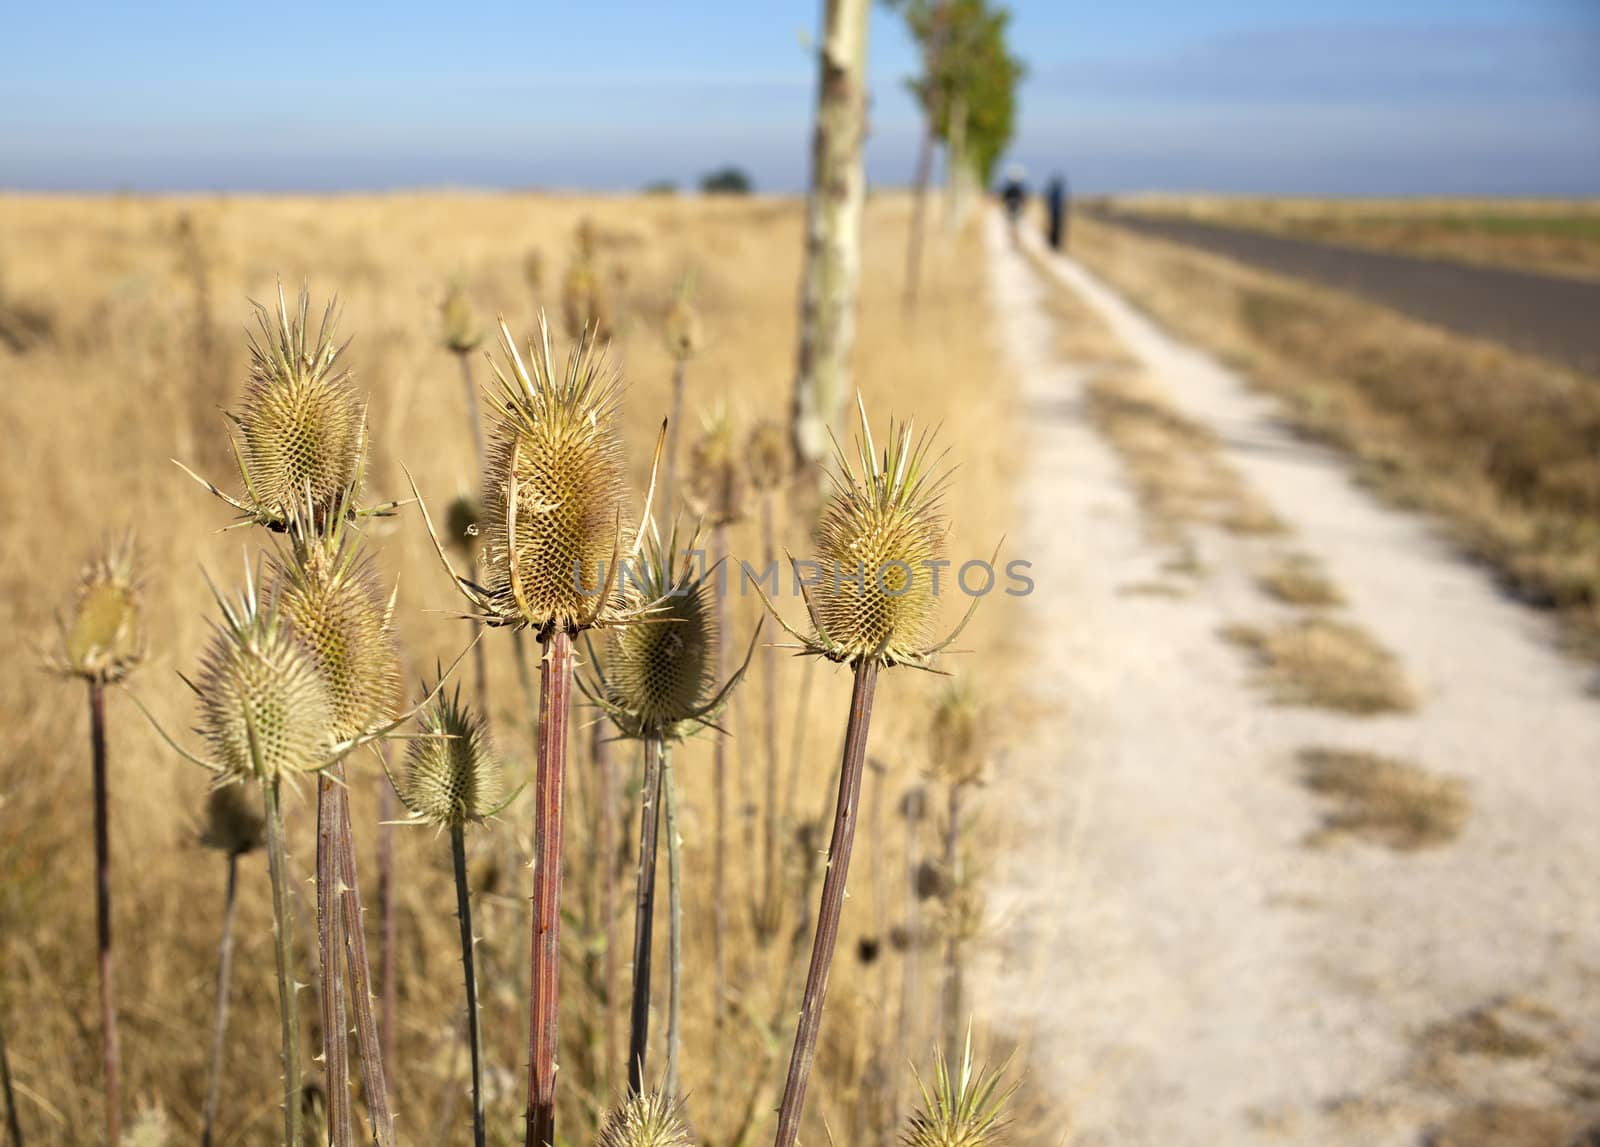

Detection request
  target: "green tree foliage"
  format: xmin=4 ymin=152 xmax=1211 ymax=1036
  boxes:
xmin=893 ymin=0 xmax=1025 ymax=185
xmin=699 ymin=166 xmax=754 ymax=195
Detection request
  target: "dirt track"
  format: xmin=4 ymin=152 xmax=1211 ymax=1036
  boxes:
xmin=979 ymin=214 xmax=1600 ymax=1145
xmin=1089 ymin=210 xmax=1600 ymax=375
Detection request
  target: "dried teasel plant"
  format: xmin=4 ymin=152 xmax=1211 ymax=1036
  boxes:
xmin=176 ymin=283 xmax=395 ymax=532
xmin=580 ymin=521 xmax=759 ymax=1099
xmin=925 ymin=680 xmax=987 ymax=1057
xmin=199 ymin=783 xmax=264 ymax=1147
xmin=596 ymin=1089 xmax=694 ymax=1147
xmin=901 ymin=1033 xmax=1016 ymax=1147
xmin=271 ymin=496 xmax=404 ymax=1147
xmin=410 ymin=315 xmax=662 ymax=1147
xmin=47 ymin=533 xmax=145 ymax=1147
xmin=745 ymin=418 xmax=792 ymax=944
xmin=758 ymin=400 xmax=989 ymax=1147
xmin=440 ymin=283 xmax=494 ymax=716
xmin=658 ymin=277 xmax=703 ymax=507
xmin=561 ymin=221 xmax=613 ymax=344
xmin=387 ymin=686 xmax=515 ymax=1147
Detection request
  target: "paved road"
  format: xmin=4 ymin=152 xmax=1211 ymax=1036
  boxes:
xmin=1091 ymin=211 xmax=1600 ymax=376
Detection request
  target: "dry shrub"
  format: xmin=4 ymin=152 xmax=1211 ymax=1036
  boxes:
xmin=1296 ymin=747 xmax=1467 ymax=850
xmin=1256 ymin=552 xmax=1344 ymax=607
xmin=1223 ymin=618 xmax=1417 ymax=713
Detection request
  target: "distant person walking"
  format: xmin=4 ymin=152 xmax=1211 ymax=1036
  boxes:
xmin=1045 ymin=175 xmax=1069 ymax=251
xmin=1000 ymin=164 xmax=1028 ymax=245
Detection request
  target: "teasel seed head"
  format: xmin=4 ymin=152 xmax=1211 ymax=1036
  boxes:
xmin=271 ymin=512 xmax=401 ymax=742
xmin=902 ymin=1035 xmax=1015 ymax=1147
xmin=232 ymin=283 xmax=367 ymax=528
xmin=746 ymin=419 xmax=791 ymax=494
xmin=54 ymin=533 xmax=144 ymax=684
xmin=928 ymin=680 xmax=984 ymax=787
xmin=687 ymin=403 xmax=748 ymax=526
xmin=523 ymin=249 xmax=545 ymax=295
xmin=472 ymin=318 xmax=633 ymax=635
xmin=562 ymin=248 xmax=612 ymax=343
xmin=200 ymin=782 xmax=266 ymax=856
xmin=440 ymin=282 xmax=483 ymax=354
xmin=195 ymin=576 xmax=335 ymax=786
xmin=395 ymin=686 xmax=506 ymax=829
xmin=595 ymin=1090 xmax=693 ymax=1147
xmin=758 ymin=399 xmax=985 ymax=670
xmin=662 ymin=281 xmax=703 ymax=362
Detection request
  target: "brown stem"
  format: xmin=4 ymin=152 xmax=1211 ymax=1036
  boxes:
xmin=940 ymin=782 xmax=963 ymax=1060
xmin=662 ymin=360 xmax=687 ymax=510
xmin=710 ymin=522 xmax=729 ymax=1094
xmin=376 ymin=773 xmax=398 ymax=1082
xmin=627 ymin=736 xmax=665 ymax=1094
xmin=756 ymin=492 xmax=782 ymax=942
xmin=0 ymin=1022 xmax=21 ymax=1147
xmin=596 ymin=722 xmax=619 ymax=1092
xmin=87 ymin=680 xmax=119 ymax=1147
xmin=317 ymin=774 xmax=353 ymax=1147
xmin=262 ymin=781 xmax=303 ymax=1147
xmin=202 ymin=852 xmax=240 ymax=1147
xmin=525 ymin=629 xmax=573 ymax=1147
xmin=662 ymin=742 xmax=683 ymax=1100
xmin=772 ymin=659 xmax=879 ymax=1147
xmin=337 ymin=780 xmax=396 ymax=1147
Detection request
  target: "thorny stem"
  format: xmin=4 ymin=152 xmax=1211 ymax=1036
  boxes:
xmin=710 ymin=522 xmax=729 ymax=1103
xmin=452 ymin=825 xmax=487 ymax=1147
xmin=317 ymin=774 xmax=353 ymax=1147
xmin=337 ymin=780 xmax=396 ymax=1147
xmin=662 ymin=742 xmax=684 ymax=1101
xmin=627 ymin=736 xmax=665 ymax=1094
xmin=772 ymin=660 xmax=880 ymax=1147
xmin=262 ymin=780 xmax=303 ymax=1147
xmin=526 ymin=629 xmax=573 ymax=1147
xmin=3 ymin=1019 xmax=24 ymax=1147
xmin=87 ymin=680 xmax=120 ymax=1147
xmin=940 ymin=781 xmax=964 ymax=1061
xmin=377 ymin=773 xmax=399 ymax=1082
xmin=661 ymin=359 xmax=687 ymax=509
xmin=756 ymin=492 xmax=782 ymax=943
xmin=596 ymin=723 xmax=620 ymax=1091
xmin=202 ymin=852 xmax=241 ymax=1147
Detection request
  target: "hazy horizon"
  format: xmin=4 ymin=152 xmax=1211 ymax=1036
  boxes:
xmin=5 ymin=0 xmax=1598 ymax=197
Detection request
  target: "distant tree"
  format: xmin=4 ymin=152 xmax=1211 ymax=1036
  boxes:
xmin=643 ymin=179 xmax=680 ymax=195
xmin=699 ymin=167 xmax=754 ymax=195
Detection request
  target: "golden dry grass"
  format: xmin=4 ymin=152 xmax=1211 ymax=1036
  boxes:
xmin=0 ymin=191 xmax=1028 ymax=1145
xmin=1297 ymin=747 xmax=1468 ymax=851
xmin=1109 ymin=194 xmax=1600 ymax=279
xmin=1223 ymin=618 xmax=1417 ymax=714
xmin=1073 ymin=216 xmax=1600 ymax=658
xmin=1255 ymin=552 xmax=1344 ymax=608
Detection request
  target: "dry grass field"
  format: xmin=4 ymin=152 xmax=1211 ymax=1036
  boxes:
xmin=1106 ymin=195 xmax=1600 ymax=279
xmin=0 ymin=191 xmax=1029 ymax=1145
xmin=1070 ymin=214 xmax=1600 ymax=660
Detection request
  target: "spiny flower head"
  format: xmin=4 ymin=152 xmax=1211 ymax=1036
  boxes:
xmin=902 ymin=1036 xmax=1015 ymax=1147
xmin=687 ymin=403 xmax=747 ymax=526
xmin=439 ymin=317 xmax=634 ymax=636
xmin=200 ymin=782 xmax=266 ymax=856
xmin=662 ymin=280 xmax=703 ymax=362
xmin=54 ymin=533 xmax=144 ymax=684
xmin=927 ymin=679 xmax=984 ymax=787
xmin=232 ymin=284 xmax=367 ymax=528
xmin=194 ymin=571 xmax=334 ymax=786
xmin=271 ymin=508 xmax=400 ymax=742
xmin=440 ymin=282 xmax=483 ymax=354
xmin=746 ymin=419 xmax=791 ymax=494
xmin=595 ymin=1090 xmax=693 ymax=1147
xmin=760 ymin=400 xmax=979 ymax=670
xmin=588 ymin=524 xmax=728 ymax=741
xmin=395 ymin=686 xmax=506 ymax=829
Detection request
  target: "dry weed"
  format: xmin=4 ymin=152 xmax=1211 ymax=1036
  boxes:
xmin=1297 ymin=747 xmax=1467 ymax=850
xmin=1224 ymin=618 xmax=1417 ymax=713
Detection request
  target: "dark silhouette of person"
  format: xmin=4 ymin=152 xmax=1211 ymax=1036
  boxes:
xmin=1046 ymin=175 xmax=1069 ymax=251
xmin=1000 ymin=164 xmax=1028 ymax=243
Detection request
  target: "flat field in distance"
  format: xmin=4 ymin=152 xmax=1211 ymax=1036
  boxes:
xmin=1103 ymin=194 xmax=1600 ymax=279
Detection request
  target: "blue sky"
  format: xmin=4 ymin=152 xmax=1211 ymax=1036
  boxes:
xmin=2 ymin=0 xmax=1597 ymax=195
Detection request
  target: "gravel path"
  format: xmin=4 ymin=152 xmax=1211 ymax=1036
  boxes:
xmin=1089 ymin=210 xmax=1600 ymax=375
xmin=975 ymin=214 xmax=1600 ymax=1145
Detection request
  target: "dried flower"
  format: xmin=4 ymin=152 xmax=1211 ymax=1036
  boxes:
xmin=595 ymin=1090 xmax=693 ymax=1147
xmin=686 ymin=405 xmax=747 ymax=527
xmin=393 ymin=687 xmax=508 ymax=829
xmin=902 ymin=1035 xmax=1015 ymax=1147
xmin=54 ymin=534 xmax=144 ymax=684
xmin=746 ymin=419 xmax=791 ymax=494
xmin=927 ymin=681 xmax=984 ymax=787
xmin=440 ymin=282 xmax=483 ymax=354
xmin=662 ymin=285 xmax=703 ymax=362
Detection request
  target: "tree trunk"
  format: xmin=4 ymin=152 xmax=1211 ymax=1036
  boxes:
xmin=903 ymin=2 xmax=949 ymax=312
xmin=790 ymin=0 xmax=872 ymax=474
